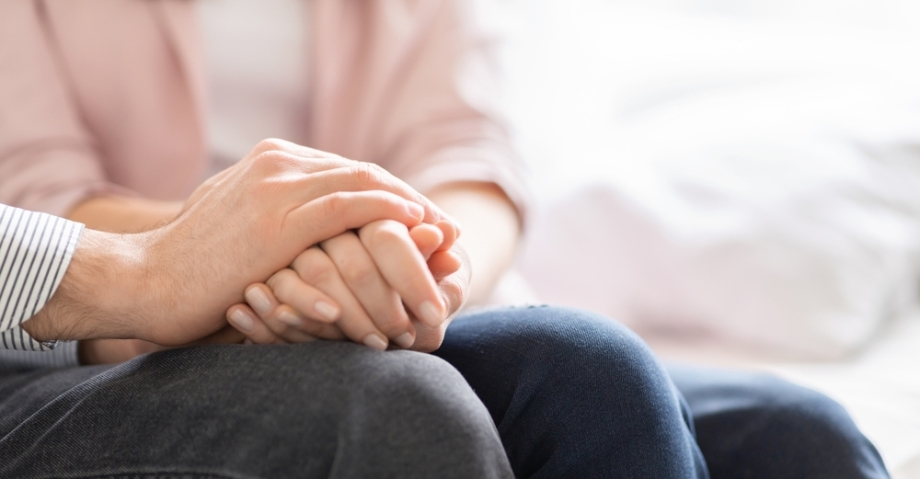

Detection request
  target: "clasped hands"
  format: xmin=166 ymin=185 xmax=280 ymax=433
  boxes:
xmin=194 ymin=139 xmax=470 ymax=353
xmin=227 ymin=216 xmax=468 ymax=352
xmin=23 ymin=139 xmax=468 ymax=355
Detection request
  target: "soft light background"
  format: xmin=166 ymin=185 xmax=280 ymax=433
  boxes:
xmin=484 ymin=0 xmax=920 ymax=476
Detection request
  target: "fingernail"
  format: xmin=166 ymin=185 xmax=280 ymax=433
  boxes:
xmin=406 ymin=202 xmax=424 ymax=220
xmin=314 ymin=301 xmax=340 ymax=321
xmin=394 ymin=332 xmax=415 ymax=349
xmin=245 ymin=288 xmax=272 ymax=315
xmin=419 ymin=300 xmax=444 ymax=327
xmin=243 ymin=339 xmax=253 ymax=345
xmin=363 ymin=333 xmax=388 ymax=351
xmin=278 ymin=311 xmax=303 ymax=328
xmin=229 ymin=310 xmax=255 ymax=333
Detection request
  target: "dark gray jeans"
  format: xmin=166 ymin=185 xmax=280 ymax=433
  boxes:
xmin=0 ymin=342 xmax=513 ymax=479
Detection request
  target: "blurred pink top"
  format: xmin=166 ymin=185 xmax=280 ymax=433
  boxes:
xmin=0 ymin=0 xmax=528 ymax=220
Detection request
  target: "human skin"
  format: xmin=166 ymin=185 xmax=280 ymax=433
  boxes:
xmin=230 ymin=181 xmax=519 ymax=352
xmin=65 ymin=152 xmax=516 ymax=362
xmin=19 ymin=139 xmax=450 ymax=348
xmin=229 ymin=220 xmax=467 ymax=352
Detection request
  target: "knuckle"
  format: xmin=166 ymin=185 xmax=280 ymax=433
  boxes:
xmin=267 ymin=270 xmax=297 ymax=300
xmin=320 ymin=192 xmax=347 ymax=218
xmin=254 ymin=138 xmax=287 ymax=154
xmin=364 ymin=221 xmax=405 ymax=251
xmin=351 ymin=162 xmax=388 ymax=188
xmin=292 ymin=248 xmax=320 ymax=272
xmin=250 ymin=151 xmax=301 ymax=179
xmin=293 ymin=249 xmax=335 ymax=284
xmin=436 ymin=279 xmax=464 ymax=317
xmin=337 ymin=255 xmax=377 ymax=286
xmin=251 ymin=151 xmax=282 ymax=175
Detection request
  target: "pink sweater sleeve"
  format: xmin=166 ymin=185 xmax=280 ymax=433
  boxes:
xmin=376 ymin=1 xmax=531 ymax=223
xmin=0 ymin=2 xmax=118 ymax=217
xmin=311 ymin=0 xmax=531 ymax=227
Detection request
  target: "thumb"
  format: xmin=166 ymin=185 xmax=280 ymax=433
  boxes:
xmin=283 ymin=191 xmax=425 ymax=253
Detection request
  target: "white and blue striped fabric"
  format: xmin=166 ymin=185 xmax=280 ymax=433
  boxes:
xmin=0 ymin=204 xmax=83 ymax=354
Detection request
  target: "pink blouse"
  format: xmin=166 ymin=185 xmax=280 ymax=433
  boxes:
xmin=0 ymin=0 xmax=528 ymax=221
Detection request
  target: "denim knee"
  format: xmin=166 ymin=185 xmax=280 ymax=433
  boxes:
xmin=439 ymin=306 xmax=707 ymax=479
xmin=445 ymin=306 xmax=684 ymax=416
xmin=4 ymin=342 xmax=512 ymax=479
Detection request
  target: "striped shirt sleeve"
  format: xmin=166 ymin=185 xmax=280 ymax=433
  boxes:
xmin=0 ymin=204 xmax=84 ymax=351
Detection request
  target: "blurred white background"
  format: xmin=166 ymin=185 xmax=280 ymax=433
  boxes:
xmin=483 ymin=1 xmax=920 ymax=476
xmin=499 ymin=0 xmax=920 ymax=197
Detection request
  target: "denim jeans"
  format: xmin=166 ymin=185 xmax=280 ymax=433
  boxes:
xmin=669 ymin=365 xmax=890 ymax=479
xmin=436 ymin=306 xmax=707 ymax=479
xmin=0 ymin=306 xmax=889 ymax=478
xmin=0 ymin=341 xmax=514 ymax=479
xmin=439 ymin=307 xmax=889 ymax=479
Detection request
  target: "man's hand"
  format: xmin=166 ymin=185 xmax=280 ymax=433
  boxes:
xmin=22 ymin=139 xmax=450 ymax=346
xmin=226 ymin=220 xmax=469 ymax=353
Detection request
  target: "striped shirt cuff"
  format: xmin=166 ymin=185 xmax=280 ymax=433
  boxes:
xmin=0 ymin=204 xmax=84 ymax=351
xmin=0 ymin=340 xmax=79 ymax=371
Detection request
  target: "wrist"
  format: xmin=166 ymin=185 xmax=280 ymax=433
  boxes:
xmin=23 ymin=229 xmax=154 ymax=342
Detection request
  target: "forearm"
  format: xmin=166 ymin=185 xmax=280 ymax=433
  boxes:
xmin=21 ymin=228 xmax=150 ymax=342
xmin=427 ymin=182 xmax=521 ymax=307
xmin=61 ymin=197 xmax=180 ymax=363
xmin=68 ymin=196 xmax=183 ymax=233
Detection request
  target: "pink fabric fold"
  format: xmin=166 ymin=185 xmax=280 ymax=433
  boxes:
xmin=0 ymin=0 xmax=529 ymax=222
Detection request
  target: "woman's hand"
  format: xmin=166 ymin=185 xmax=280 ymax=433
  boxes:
xmin=226 ymin=220 xmax=467 ymax=352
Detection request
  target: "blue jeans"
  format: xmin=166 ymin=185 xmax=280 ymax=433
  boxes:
xmin=437 ymin=306 xmax=890 ymax=479
xmin=0 ymin=306 xmax=889 ymax=478
xmin=669 ymin=365 xmax=889 ymax=479
xmin=436 ymin=306 xmax=707 ymax=478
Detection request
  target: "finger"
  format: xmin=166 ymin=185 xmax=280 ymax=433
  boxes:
xmin=320 ymin=232 xmax=417 ymax=349
xmin=437 ymin=272 xmax=469 ymax=319
xmin=406 ymin=272 xmax=468 ymax=353
xmin=291 ymin=247 xmax=394 ymax=351
xmin=283 ymin=191 xmax=426 ymax=254
xmin=409 ymin=223 xmax=444 ymax=260
xmin=260 ymin=158 xmax=445 ymax=224
xmin=303 ymin=165 xmax=443 ymax=223
xmin=290 ymin=314 xmax=348 ymax=341
xmin=258 ymin=270 xmax=348 ymax=339
xmin=266 ymin=305 xmax=322 ymax=343
xmin=243 ymin=282 xmax=324 ymax=344
xmin=410 ymin=319 xmax=451 ymax=354
xmin=267 ymin=269 xmax=342 ymax=324
xmin=436 ymin=245 xmax=472 ymax=320
xmin=226 ymin=304 xmax=287 ymax=344
xmin=359 ymin=220 xmax=447 ymax=328
xmin=428 ymin=250 xmax=463 ymax=281
xmin=435 ymin=220 xmax=459 ymax=252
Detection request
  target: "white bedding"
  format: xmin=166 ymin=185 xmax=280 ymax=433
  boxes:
xmin=492 ymin=0 xmax=920 ymax=475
